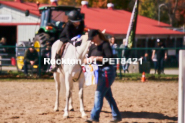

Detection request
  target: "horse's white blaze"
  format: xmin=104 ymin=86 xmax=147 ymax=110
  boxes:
xmin=52 ymin=34 xmax=91 ymax=118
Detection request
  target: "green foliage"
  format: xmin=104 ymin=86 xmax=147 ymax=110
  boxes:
xmin=139 ymin=0 xmax=157 ymax=20
xmin=58 ymin=0 xmax=77 ymax=6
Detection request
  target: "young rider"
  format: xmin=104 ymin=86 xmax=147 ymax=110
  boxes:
xmin=51 ymin=10 xmax=85 ymax=72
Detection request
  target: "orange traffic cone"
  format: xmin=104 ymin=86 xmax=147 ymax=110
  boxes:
xmin=141 ymin=72 xmax=146 ymax=82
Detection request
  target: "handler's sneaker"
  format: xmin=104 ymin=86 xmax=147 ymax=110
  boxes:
xmin=85 ymin=118 xmax=99 ymax=123
xmin=109 ymin=118 xmax=122 ymax=123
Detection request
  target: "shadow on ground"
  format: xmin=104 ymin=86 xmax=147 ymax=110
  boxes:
xmin=102 ymin=111 xmax=177 ymax=121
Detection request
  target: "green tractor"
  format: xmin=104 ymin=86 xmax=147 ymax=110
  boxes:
xmin=32 ymin=6 xmax=83 ymax=52
xmin=16 ymin=5 xmax=84 ymax=72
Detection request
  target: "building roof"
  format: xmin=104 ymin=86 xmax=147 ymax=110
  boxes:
xmin=0 ymin=1 xmax=184 ymax=36
xmin=81 ymin=8 xmax=184 ymax=36
xmin=0 ymin=1 xmax=46 ymax=16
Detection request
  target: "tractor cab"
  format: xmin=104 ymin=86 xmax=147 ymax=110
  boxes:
xmin=38 ymin=6 xmax=81 ymax=33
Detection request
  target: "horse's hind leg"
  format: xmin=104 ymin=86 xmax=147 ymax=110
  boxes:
xmin=53 ymin=72 xmax=60 ymax=111
xmin=78 ymin=77 xmax=87 ymax=118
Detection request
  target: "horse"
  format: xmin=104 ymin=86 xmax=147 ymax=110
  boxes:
xmin=51 ymin=34 xmax=91 ymax=119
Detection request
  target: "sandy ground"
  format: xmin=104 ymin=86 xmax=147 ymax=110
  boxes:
xmin=1 ymin=66 xmax=179 ymax=75
xmin=0 ymin=81 xmax=178 ymax=123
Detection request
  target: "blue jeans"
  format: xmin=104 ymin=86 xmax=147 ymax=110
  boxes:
xmin=153 ymin=61 xmax=157 ymax=71
xmin=122 ymin=63 xmax=129 ymax=72
xmin=90 ymin=66 xmax=121 ymax=121
xmin=157 ymin=58 xmax=164 ymax=74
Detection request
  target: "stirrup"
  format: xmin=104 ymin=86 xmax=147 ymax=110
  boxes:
xmin=50 ymin=66 xmax=58 ymax=72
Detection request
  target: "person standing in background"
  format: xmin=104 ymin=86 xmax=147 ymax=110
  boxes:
xmin=152 ymin=39 xmax=167 ymax=74
xmin=120 ymin=38 xmax=129 ymax=73
xmin=152 ymin=51 xmax=158 ymax=74
xmin=110 ymin=37 xmax=117 ymax=58
xmin=0 ymin=37 xmax=7 ymax=53
xmin=110 ymin=37 xmax=118 ymax=74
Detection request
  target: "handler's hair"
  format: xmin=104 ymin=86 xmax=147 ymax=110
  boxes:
xmin=97 ymin=30 xmax=109 ymax=42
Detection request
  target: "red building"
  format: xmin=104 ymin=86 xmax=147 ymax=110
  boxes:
xmin=0 ymin=0 xmax=184 ymax=48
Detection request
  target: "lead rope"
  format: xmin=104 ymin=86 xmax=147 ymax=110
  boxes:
xmin=105 ymin=70 xmax=109 ymax=87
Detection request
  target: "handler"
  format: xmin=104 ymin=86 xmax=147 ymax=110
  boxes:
xmin=51 ymin=10 xmax=84 ymax=72
xmin=84 ymin=29 xmax=122 ymax=123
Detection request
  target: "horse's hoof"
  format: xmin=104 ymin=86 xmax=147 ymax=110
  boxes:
xmin=82 ymin=114 xmax=88 ymax=119
xmin=63 ymin=115 xmax=69 ymax=119
xmin=54 ymin=109 xmax=59 ymax=112
xmin=70 ymin=108 xmax=74 ymax=111
xmin=54 ymin=107 xmax=59 ymax=112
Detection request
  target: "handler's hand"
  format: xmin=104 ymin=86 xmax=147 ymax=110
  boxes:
xmin=89 ymin=56 xmax=96 ymax=60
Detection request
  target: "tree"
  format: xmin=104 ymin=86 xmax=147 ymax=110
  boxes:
xmin=159 ymin=0 xmax=179 ymax=26
xmin=139 ymin=0 xmax=157 ymax=19
xmin=139 ymin=0 xmax=185 ymax=27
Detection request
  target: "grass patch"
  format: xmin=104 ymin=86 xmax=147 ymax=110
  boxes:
xmin=0 ymin=71 xmax=178 ymax=82
xmin=116 ymin=73 xmax=178 ymax=81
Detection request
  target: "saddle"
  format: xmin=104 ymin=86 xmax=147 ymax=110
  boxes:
xmin=58 ymin=35 xmax=82 ymax=58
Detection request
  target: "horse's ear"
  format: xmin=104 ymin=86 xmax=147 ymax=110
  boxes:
xmin=102 ymin=29 xmax=106 ymax=34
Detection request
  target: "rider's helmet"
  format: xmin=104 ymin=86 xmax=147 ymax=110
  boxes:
xmin=68 ymin=10 xmax=82 ymax=22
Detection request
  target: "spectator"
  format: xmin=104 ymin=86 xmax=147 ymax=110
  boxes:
xmin=110 ymin=37 xmax=117 ymax=58
xmin=110 ymin=37 xmax=118 ymax=73
xmin=0 ymin=37 xmax=7 ymax=53
xmin=42 ymin=46 xmax=51 ymax=72
xmin=24 ymin=44 xmax=38 ymax=75
xmin=152 ymin=52 xmax=158 ymax=74
xmin=152 ymin=39 xmax=167 ymax=74
xmin=119 ymin=39 xmax=126 ymax=57
xmin=120 ymin=38 xmax=130 ymax=73
xmin=141 ymin=53 xmax=149 ymax=62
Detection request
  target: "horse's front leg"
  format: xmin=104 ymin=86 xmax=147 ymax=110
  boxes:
xmin=53 ymin=72 xmax=60 ymax=111
xmin=69 ymin=88 xmax=74 ymax=111
xmin=63 ymin=72 xmax=72 ymax=119
xmin=79 ymin=77 xmax=87 ymax=118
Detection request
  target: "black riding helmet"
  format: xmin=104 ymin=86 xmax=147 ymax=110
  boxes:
xmin=68 ymin=10 xmax=82 ymax=22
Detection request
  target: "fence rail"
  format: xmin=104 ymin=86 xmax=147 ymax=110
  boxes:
xmin=0 ymin=45 xmax=183 ymax=78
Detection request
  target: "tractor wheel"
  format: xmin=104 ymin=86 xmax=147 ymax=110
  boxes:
xmin=33 ymin=33 xmax=50 ymax=53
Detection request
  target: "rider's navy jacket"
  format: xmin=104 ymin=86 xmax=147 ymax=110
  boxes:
xmin=59 ymin=20 xmax=84 ymax=43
